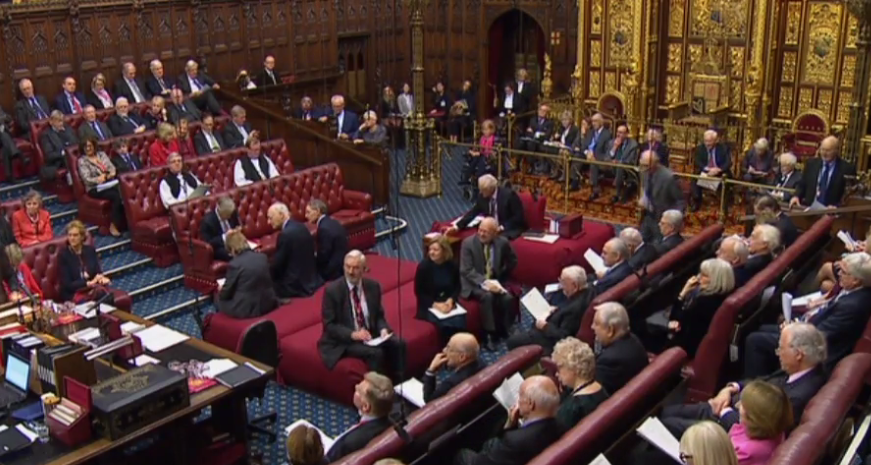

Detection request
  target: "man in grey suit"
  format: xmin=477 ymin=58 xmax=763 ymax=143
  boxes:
xmin=217 ymin=231 xmax=278 ymax=318
xmin=77 ymin=105 xmax=113 ymax=142
xmin=639 ymin=150 xmax=685 ymax=243
xmin=578 ymin=113 xmax=612 ymax=195
xmin=589 ymin=123 xmax=639 ymax=202
xmin=460 ymin=217 xmax=518 ymax=351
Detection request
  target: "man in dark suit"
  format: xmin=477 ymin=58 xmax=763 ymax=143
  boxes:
xmin=199 ymin=196 xmax=241 ymax=262
xmin=459 ymin=218 xmax=518 ymax=350
xmin=639 ymin=126 xmax=669 ymax=168
xmin=14 ymin=79 xmax=51 ymax=137
xmin=507 ymin=265 xmax=594 ymax=355
xmin=653 ymin=209 xmax=685 ymax=257
xmin=790 ymin=136 xmax=857 ymax=209
xmin=223 ymin=105 xmax=256 ymax=149
xmin=255 ymin=55 xmax=279 ymax=87
xmin=591 ymin=302 xmax=649 ymax=394
xmin=108 ymin=98 xmax=147 ymax=136
xmin=578 ymin=113 xmax=612 ymax=192
xmin=305 ymin=199 xmax=348 ymax=282
xmin=744 ymin=252 xmax=871 ymax=377
xmin=770 ymin=152 xmax=801 ymax=203
xmin=519 ymin=104 xmax=554 ymax=170
xmin=638 ymin=150 xmax=686 ymax=243
xmin=167 ymin=88 xmax=201 ymax=124
xmin=589 ymin=123 xmax=640 ymax=202
xmin=593 ymin=238 xmax=633 ymax=295
xmin=39 ymin=110 xmax=78 ymax=175
xmin=620 ymin=227 xmax=657 ymax=271
xmin=754 ymin=194 xmax=799 ymax=248
xmin=110 ymin=138 xmax=142 ymax=174
xmin=716 ymin=236 xmax=751 ymax=287
xmin=319 ymin=95 xmax=359 ymax=139
xmin=662 ymin=322 xmax=828 ymax=437
xmin=55 ymin=76 xmax=87 ymax=115
xmin=745 ymin=224 xmax=780 ymax=277
xmin=144 ymin=59 xmax=175 ymax=99
xmin=176 ymin=59 xmax=222 ymax=115
xmin=324 ymin=372 xmax=395 ymax=462
xmin=514 ymin=68 xmax=537 ymax=122
xmin=77 ymin=105 xmax=113 ymax=142
xmin=216 ymin=231 xmax=278 ymax=318
xmin=423 ymin=332 xmax=484 ymax=403
xmin=448 ymin=175 xmax=527 ymax=240
xmin=691 ymin=129 xmax=732 ymax=211
xmin=267 ymin=202 xmax=322 ymax=299
xmin=293 ymin=96 xmax=321 ymax=121
xmin=454 ymin=375 xmax=561 ymax=465
xmin=114 ymin=62 xmax=149 ymax=105
xmin=0 ymin=106 xmax=24 ymax=183
xmin=194 ymin=114 xmax=227 ymax=155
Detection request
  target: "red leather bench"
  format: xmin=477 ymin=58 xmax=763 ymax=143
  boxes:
xmin=186 ymin=138 xmax=292 ymax=194
xmin=768 ymin=353 xmax=871 ymax=465
xmin=3 ymin=119 xmax=38 ymax=184
xmin=335 ymin=346 xmax=544 ymax=465
xmin=528 ymin=347 xmax=688 ymax=465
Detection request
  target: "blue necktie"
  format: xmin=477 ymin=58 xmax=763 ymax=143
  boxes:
xmin=30 ymin=98 xmax=46 ymax=119
xmin=817 ymin=163 xmax=831 ymax=203
xmin=92 ymin=122 xmax=104 ymax=140
xmin=125 ymin=154 xmax=137 ymax=170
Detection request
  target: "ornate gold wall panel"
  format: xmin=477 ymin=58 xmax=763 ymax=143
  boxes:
xmin=817 ymin=89 xmax=833 ymax=114
xmin=608 ymin=0 xmax=636 ymax=67
xmin=666 ymin=76 xmax=682 ymax=103
xmin=798 ymin=87 xmax=814 ymax=112
xmin=783 ymin=52 xmax=797 ymax=82
xmin=669 ymin=0 xmax=685 ymax=37
xmin=842 ymin=55 xmax=856 ymax=87
xmin=591 ymin=40 xmax=602 ymax=67
xmin=730 ymin=46 xmax=745 ymax=77
xmin=689 ymin=44 xmax=703 ymax=70
xmin=785 ymin=2 xmax=802 ymax=45
xmin=837 ymin=91 xmax=851 ymax=124
xmin=691 ymin=0 xmax=747 ymax=36
xmin=779 ymin=87 xmax=794 ymax=117
xmin=605 ymin=71 xmax=617 ymax=92
xmin=846 ymin=15 xmax=858 ymax=49
xmin=592 ymin=0 xmax=603 ymax=34
xmin=801 ymin=3 xmax=842 ymax=85
xmin=668 ymin=43 xmax=683 ymax=72
xmin=731 ymin=82 xmax=743 ymax=109
xmin=590 ymin=71 xmax=601 ymax=97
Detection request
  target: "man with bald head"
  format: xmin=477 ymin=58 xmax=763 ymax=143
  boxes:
xmin=423 ymin=332 xmax=484 ymax=402
xmin=460 ymin=217 xmax=518 ymax=351
xmin=454 ymin=375 xmax=561 ymax=465
xmin=267 ymin=202 xmax=322 ymax=299
xmin=593 ymin=238 xmax=633 ymax=294
xmin=115 ymin=62 xmax=148 ymax=104
xmin=716 ymin=235 xmax=751 ymax=286
xmin=621 ymin=227 xmax=656 ymax=271
xmin=319 ymin=94 xmax=360 ymax=139
xmin=690 ymin=129 xmax=731 ymax=211
xmin=638 ymin=149 xmax=685 ymax=242
xmin=14 ymin=79 xmax=50 ymax=137
xmin=790 ymin=135 xmax=856 ymax=208
xmin=448 ymin=174 xmax=527 ymax=240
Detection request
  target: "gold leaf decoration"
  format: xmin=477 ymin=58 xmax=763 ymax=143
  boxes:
xmin=669 ymin=0 xmax=685 ymax=37
xmin=666 ymin=75 xmax=682 ymax=103
xmin=802 ymin=3 xmax=841 ymax=85
xmin=609 ymin=0 xmax=635 ymax=66
xmin=841 ymin=54 xmax=856 ymax=87
xmin=591 ymin=40 xmax=602 ymax=67
xmin=778 ymin=87 xmax=794 ymax=117
xmin=798 ymin=87 xmax=814 ymax=112
xmin=783 ymin=52 xmax=797 ymax=83
xmin=817 ymin=89 xmax=833 ymax=115
xmin=589 ymin=71 xmax=601 ymax=97
xmin=667 ymin=43 xmax=682 ymax=72
xmin=785 ymin=2 xmax=802 ymax=45
xmin=837 ymin=91 xmax=851 ymax=123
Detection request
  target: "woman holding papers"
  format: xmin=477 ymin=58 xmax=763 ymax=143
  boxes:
xmin=415 ymin=237 xmax=464 ymax=341
xmin=76 ymin=138 xmax=124 ymax=237
xmin=550 ymin=337 xmax=609 ymax=433
xmin=680 ymin=422 xmax=739 ymax=465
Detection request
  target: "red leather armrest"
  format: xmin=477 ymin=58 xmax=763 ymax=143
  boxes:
xmin=342 ymin=190 xmax=373 ymax=211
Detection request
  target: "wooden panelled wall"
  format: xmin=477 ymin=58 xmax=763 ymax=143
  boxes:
xmin=0 ymin=0 xmax=407 ymax=113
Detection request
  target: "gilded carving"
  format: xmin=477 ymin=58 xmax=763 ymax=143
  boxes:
xmin=785 ymin=2 xmax=801 ymax=45
xmin=838 ymin=91 xmax=851 ymax=123
xmin=847 ymin=15 xmax=858 ymax=48
xmin=605 ymin=71 xmax=617 ymax=92
xmin=817 ymin=89 xmax=833 ymax=115
xmin=729 ymin=46 xmax=744 ymax=77
xmin=802 ymin=3 xmax=841 ymax=85
xmin=798 ymin=87 xmax=814 ymax=113
xmin=688 ymin=44 xmax=702 ymax=70
xmin=778 ymin=87 xmax=794 ymax=117
xmin=692 ymin=0 xmax=747 ymax=36
xmin=842 ymin=55 xmax=856 ymax=87
xmin=667 ymin=43 xmax=682 ymax=72
xmin=782 ymin=52 xmax=797 ymax=83
xmin=669 ymin=0 xmax=684 ymax=37
xmin=731 ymin=82 xmax=743 ymax=109
xmin=592 ymin=0 xmax=602 ymax=34
xmin=591 ymin=40 xmax=601 ymax=67
xmin=666 ymin=76 xmax=681 ymax=103
xmin=589 ymin=71 xmax=601 ymax=97
xmin=609 ymin=0 xmax=634 ymax=66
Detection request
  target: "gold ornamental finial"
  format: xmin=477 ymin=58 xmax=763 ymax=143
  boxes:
xmin=542 ymin=54 xmax=553 ymax=99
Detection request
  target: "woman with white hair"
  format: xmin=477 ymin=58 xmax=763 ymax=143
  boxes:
xmin=550 ymin=337 xmax=609 ymax=433
xmin=743 ymin=138 xmax=774 ymax=182
xmin=353 ymin=110 xmax=386 ymax=145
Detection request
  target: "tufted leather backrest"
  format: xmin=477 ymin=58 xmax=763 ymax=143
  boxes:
xmin=29 ymin=119 xmax=53 ymax=164
xmin=261 ymin=138 xmax=294 ymax=174
xmin=684 ymin=215 xmax=835 ymax=402
xmin=577 ymin=223 xmax=725 ymax=344
xmin=528 ymin=348 xmax=687 ymax=465
xmin=22 ymin=234 xmax=95 ymax=302
xmin=119 ymin=165 xmax=170 ymax=224
xmin=0 ymin=200 xmax=23 ymax=220
xmin=187 ymin=148 xmax=246 ymax=193
xmin=127 ymin=131 xmax=158 ymax=163
xmin=66 ymin=147 xmax=87 ymax=198
xmin=336 ymin=346 xmax=544 ymax=465
xmin=768 ymin=353 xmax=871 ymax=465
xmin=517 ymin=190 xmax=546 ymax=231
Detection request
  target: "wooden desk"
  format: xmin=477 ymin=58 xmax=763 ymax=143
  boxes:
xmin=9 ymin=310 xmax=273 ymax=465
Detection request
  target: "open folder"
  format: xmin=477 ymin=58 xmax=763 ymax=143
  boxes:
xmin=636 ymin=417 xmax=682 ymax=464
xmin=520 ymin=288 xmax=551 ymax=321
xmin=492 ymin=372 xmax=524 ymax=411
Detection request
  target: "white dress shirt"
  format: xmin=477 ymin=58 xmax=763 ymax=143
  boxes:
xmin=233 ymin=156 xmax=279 ymax=187
xmin=504 ymin=94 xmax=514 ymax=110
xmin=235 ymin=123 xmax=250 ymax=143
xmin=188 ymin=75 xmax=202 ymax=92
xmin=337 ymin=111 xmax=345 ymax=135
xmin=126 ymin=79 xmax=145 ymax=103
xmin=158 ymin=172 xmax=201 ymax=208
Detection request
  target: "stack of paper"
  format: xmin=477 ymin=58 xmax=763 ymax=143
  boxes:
xmin=394 ymin=378 xmax=426 ymax=408
xmin=203 ymin=358 xmax=239 ymax=378
xmin=523 ymin=234 xmax=559 ymax=244
xmin=636 ymin=417 xmax=682 ymax=463
xmin=130 ymin=354 xmax=160 ymax=366
xmin=121 ymin=321 xmax=145 ymax=335
xmin=365 ymin=333 xmax=393 ymax=347
xmin=584 ymin=249 xmax=607 ymax=275
xmin=285 ymin=420 xmax=335 ymax=452
xmin=134 ymin=325 xmax=190 ymax=352
xmin=428 ymin=304 xmax=467 ymax=320
xmin=837 ymin=230 xmax=858 ymax=250
xmin=521 ymin=288 xmax=551 ymax=321
xmin=492 ymin=372 xmax=524 ymax=411
xmin=73 ymin=302 xmax=117 ymax=319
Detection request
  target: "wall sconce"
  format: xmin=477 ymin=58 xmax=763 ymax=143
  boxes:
xmin=550 ymin=31 xmax=561 ymax=46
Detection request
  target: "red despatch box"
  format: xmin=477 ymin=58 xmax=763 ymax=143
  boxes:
xmin=46 ymin=376 xmax=92 ymax=447
xmin=558 ymin=214 xmax=584 ymax=239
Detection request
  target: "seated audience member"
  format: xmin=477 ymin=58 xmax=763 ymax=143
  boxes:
xmin=754 ymin=194 xmax=798 ymax=248
xmin=551 ymin=337 xmax=609 ymax=433
xmin=454 ymin=375 xmax=561 ymax=465
xmin=267 ymin=202 xmax=322 ymax=299
xmin=217 ymin=231 xmax=278 ymax=319
xmin=158 ymin=152 xmax=203 ymax=208
xmin=679 ymin=422 xmax=740 ymax=465
xmin=380 ymin=85 xmax=400 ymax=119
xmin=716 ymin=236 xmax=751 ymax=286
xmin=144 ymin=96 xmax=169 ymax=129
xmin=113 ymin=63 xmax=147 ymax=105
xmin=39 ymin=110 xmax=78 ymax=177
xmin=324 ymin=372 xmax=394 ymax=462
xmin=770 ymin=152 xmax=800 ymax=202
xmin=58 ymin=221 xmax=110 ymax=303
xmin=199 ymin=196 xmax=241 ymax=262
xmin=415 ymin=236 xmax=464 ymax=340
xmin=746 ymin=224 xmax=780 ymax=275
xmin=305 ymin=199 xmax=348 ymax=282
xmin=77 ymin=105 xmax=113 ymax=141
xmin=448 ymin=174 xmax=527 ymax=240
xmin=107 ymin=97 xmax=147 ymax=136
xmin=55 ymin=76 xmax=86 ymax=115
xmin=237 ymin=69 xmax=256 ymax=90
xmin=593 ymin=238 xmax=633 ymax=295
xmin=817 ymin=225 xmax=871 ymax=293
xmin=790 ymin=136 xmax=856 ymax=209
xmin=579 ymin=113 xmax=612 ymax=181
xmin=744 ymin=252 xmax=871 ymax=377
xmin=430 ymin=81 xmax=452 ymax=119
xmin=3 ymin=244 xmax=42 ymax=301
xmin=691 ymin=129 xmax=731 ymax=211
xmin=460 ymin=119 xmax=503 ymax=187
xmin=459 ymin=218 xmax=518 ymax=351
xmin=519 ymin=104 xmax=553 ymax=171
xmin=76 ymin=138 xmax=124 ymax=236
xmin=727 ymin=381 xmax=792 ymax=465
xmin=285 ymin=423 xmax=325 ymax=465
xmin=320 ymin=95 xmax=360 ymax=140
xmin=591 ymin=302 xmax=649 ymax=394
xmin=319 ymin=254 xmax=408 ymax=377
xmin=149 ymin=123 xmax=180 ymax=166
xmin=175 ymin=117 xmax=197 ymax=160
xmin=177 ymin=59 xmax=222 ymax=115
xmin=167 ymin=88 xmax=201 ymax=124
xmin=223 ymin=105 xmax=256 ymax=148
xmin=548 ymin=110 xmax=580 ymax=180
xmin=663 ymin=323 xmax=826 ymax=437
xmin=639 ymin=126 xmax=669 ymax=168
xmin=506 ymin=265 xmax=593 ymax=355
xmin=110 ymin=138 xmax=142 ymax=173
xmin=423 ymin=332 xmax=484 ymax=403
xmin=742 ymin=138 xmax=774 ymax=183
xmin=294 ymin=96 xmax=320 ymax=121
xmin=353 ymin=110 xmax=387 ymax=146
xmin=588 ymin=122 xmax=639 ymax=203
xmin=11 ymin=190 xmax=53 ymax=246
xmin=145 ymin=59 xmax=175 ymax=98
xmin=233 ymin=137 xmax=280 ymax=186
xmin=194 ymin=114 xmax=227 ymax=155
xmin=14 ymin=79 xmax=50 ymax=137
xmin=638 ymin=150 xmax=685 ymax=243
xmin=621 ymin=227 xmax=657 ymax=271
xmin=654 ymin=209 xmax=685 ymax=256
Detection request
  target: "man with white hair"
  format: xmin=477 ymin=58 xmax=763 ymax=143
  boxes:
xmin=771 ymin=152 xmax=801 ymax=202
xmin=639 ymin=125 xmax=669 ymax=168
xmin=638 ymin=150 xmax=685 ymax=243
xmin=591 ymin=302 xmax=648 ymax=394
xmin=115 ymin=62 xmax=148 ymax=104
xmin=353 ymin=110 xmax=387 ymax=145
xmin=108 ymin=97 xmax=146 ymax=136
xmin=199 ymin=196 xmax=241 ymax=262
xmin=177 ymin=59 xmax=222 ymax=114
xmin=690 ymin=129 xmax=731 ymax=211
xmin=454 ymin=375 xmax=561 ymax=465
xmin=266 ymin=202 xmax=322 ymax=299
xmin=716 ymin=235 xmax=751 ymax=286
xmin=746 ymin=224 xmax=780 ymax=277
xmin=621 ymin=227 xmax=656 ymax=271
xmin=744 ymin=252 xmax=871 ymax=377
xmin=319 ymin=94 xmax=360 ymax=139
xmin=506 ymin=265 xmax=594 ymax=354
xmin=448 ymin=174 xmax=527 ymax=240
xmin=223 ymin=105 xmax=256 ymax=148
xmin=593 ymin=238 xmax=633 ymax=294
xmin=14 ymin=78 xmax=50 ymax=137
xmin=654 ymin=209 xmax=685 ymax=256
xmin=742 ymin=138 xmax=774 ymax=182
xmin=790 ymin=135 xmax=856 ymax=208
xmin=318 ymin=252 xmax=406 ymax=381
xmin=145 ymin=59 xmax=174 ymax=98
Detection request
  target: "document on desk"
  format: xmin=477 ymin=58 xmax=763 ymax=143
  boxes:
xmin=428 ymin=304 xmax=467 ymax=320
xmin=492 ymin=372 xmax=524 ymax=411
xmin=584 ymin=249 xmax=607 ymax=275
xmin=365 ymin=333 xmax=393 ymax=347
xmin=121 ymin=321 xmax=145 ymax=335
xmin=203 ymin=358 xmax=238 ymax=378
xmin=285 ymin=419 xmax=334 ymax=452
xmin=452 ymin=215 xmax=483 ymax=228
xmin=135 ymin=325 xmax=190 ymax=352
xmin=96 ymin=179 xmax=119 ymax=192
xmin=73 ymin=302 xmax=117 ymax=318
xmin=130 ymin=354 xmax=160 ymax=367
xmin=394 ymin=378 xmax=426 ymax=408
xmin=523 ymin=234 xmax=559 ymax=244
xmin=637 ymin=417 xmax=682 ymax=464
xmin=521 ymin=287 xmax=551 ymax=321
xmin=588 ymin=454 xmax=613 ymax=465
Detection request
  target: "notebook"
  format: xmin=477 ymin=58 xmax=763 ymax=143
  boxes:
xmin=215 ymin=362 xmax=265 ymax=388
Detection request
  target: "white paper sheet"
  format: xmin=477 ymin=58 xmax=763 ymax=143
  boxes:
xmin=134 ymin=325 xmax=190 ymax=352
xmin=544 ymin=282 xmax=561 ymax=294
xmin=584 ymin=249 xmax=607 ymax=275
xmin=74 ymin=302 xmax=117 ymax=319
xmin=130 ymin=354 xmax=160 ymax=367
xmin=805 ymin=200 xmax=827 ymax=211
xmin=588 ymin=454 xmax=613 ymax=465
xmin=217 ymin=278 xmax=226 ymax=289
xmin=203 ymin=358 xmax=238 ymax=378
xmin=523 ymin=234 xmax=559 ymax=244
xmin=520 ymin=288 xmax=551 ymax=321
xmin=96 ymin=179 xmax=119 ymax=192
xmin=781 ymin=293 xmax=793 ymax=322
xmin=452 ymin=215 xmax=483 ymax=228
xmin=394 ymin=378 xmax=426 ymax=408
xmin=793 ymin=291 xmax=823 ymax=307
xmin=636 ymin=417 xmax=682 ymax=464
xmin=492 ymin=372 xmax=524 ymax=411
xmin=837 ymin=230 xmax=857 ymax=250
xmin=15 ymin=424 xmax=37 ymax=443
xmin=121 ymin=321 xmax=145 ymax=335
xmin=428 ymin=304 xmax=467 ymax=320
xmin=247 ymin=241 xmax=259 ymax=250
xmin=697 ymin=174 xmax=721 ymax=191
xmin=284 ymin=419 xmax=335 ymax=452
xmin=482 ymin=279 xmax=507 ymax=294
xmin=365 ymin=333 xmax=393 ymax=347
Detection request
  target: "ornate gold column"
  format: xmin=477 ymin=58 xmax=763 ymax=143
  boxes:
xmin=845 ymin=0 xmax=871 ymax=163
xmin=572 ymin=0 xmax=587 ymax=111
xmin=401 ymin=0 xmax=438 ymax=198
xmin=744 ymin=0 xmax=769 ymax=150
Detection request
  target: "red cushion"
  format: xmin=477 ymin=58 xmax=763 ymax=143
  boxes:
xmin=362 ymin=254 xmax=418 ymax=293
xmin=132 ymin=216 xmax=172 ymax=243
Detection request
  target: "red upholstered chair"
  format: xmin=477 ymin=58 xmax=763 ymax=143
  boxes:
xmin=30 ymin=119 xmax=75 ymax=203
xmin=781 ymin=110 xmax=828 ymax=161
xmin=119 ymin=166 xmax=177 ymax=267
xmin=2 ymin=118 xmax=38 ymax=183
xmin=597 ymin=92 xmax=626 ymax=120
xmin=0 ymin=200 xmax=23 ymax=220
xmin=66 ymin=147 xmax=114 ymax=235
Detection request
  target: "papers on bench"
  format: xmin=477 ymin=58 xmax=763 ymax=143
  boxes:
xmin=285 ymin=420 xmax=335 ymax=452
xmin=428 ymin=304 xmax=467 ymax=320
xmin=697 ymin=173 xmax=721 ymax=191
xmin=588 ymin=454 xmax=613 ymax=465
xmin=96 ymin=179 xmax=119 ymax=192
xmin=130 ymin=354 xmax=160 ymax=367
xmin=492 ymin=372 xmax=524 ymax=411
xmin=584 ymin=249 xmax=607 ymax=275
xmin=523 ymin=234 xmax=559 ymax=244
xmin=203 ymin=358 xmax=239 ymax=378
xmin=782 ymin=290 xmax=824 ymax=321
xmin=452 ymin=215 xmax=483 ymax=229
xmin=636 ymin=417 xmax=682 ymax=463
xmin=521 ymin=287 xmax=551 ymax=321
xmin=394 ymin=378 xmax=426 ymax=408
xmin=365 ymin=333 xmax=393 ymax=347
xmin=73 ymin=302 xmax=116 ymax=319
xmin=134 ymin=325 xmax=190 ymax=353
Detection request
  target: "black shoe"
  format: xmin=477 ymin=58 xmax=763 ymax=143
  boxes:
xmin=484 ymin=335 xmax=497 ymax=352
xmin=611 ymin=195 xmax=620 ymax=203
xmin=588 ymin=192 xmax=600 ymax=201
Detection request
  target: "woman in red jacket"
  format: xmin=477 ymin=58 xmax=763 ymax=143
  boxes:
xmin=3 ymin=243 xmax=42 ymax=301
xmin=175 ymin=117 xmax=197 ymax=160
xmin=11 ymin=190 xmax=53 ymax=247
xmin=148 ymin=122 xmax=180 ymax=167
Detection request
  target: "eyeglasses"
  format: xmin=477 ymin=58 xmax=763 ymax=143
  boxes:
xmin=679 ymin=452 xmax=693 ymax=463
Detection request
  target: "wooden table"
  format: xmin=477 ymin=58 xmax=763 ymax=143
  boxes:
xmin=8 ymin=310 xmax=273 ymax=465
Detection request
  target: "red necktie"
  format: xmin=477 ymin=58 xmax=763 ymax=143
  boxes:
xmin=72 ymin=96 xmax=82 ymax=113
xmin=352 ymin=286 xmax=367 ymax=329
xmin=707 ymin=149 xmax=717 ymax=168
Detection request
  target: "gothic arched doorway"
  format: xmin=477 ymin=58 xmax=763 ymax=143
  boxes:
xmin=486 ymin=9 xmax=545 ymax=116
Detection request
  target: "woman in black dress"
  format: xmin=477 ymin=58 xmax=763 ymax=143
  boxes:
xmin=414 ymin=236 xmax=464 ymax=341
xmin=58 ymin=220 xmax=110 ymax=303
xmin=551 ymin=337 xmax=609 ymax=433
